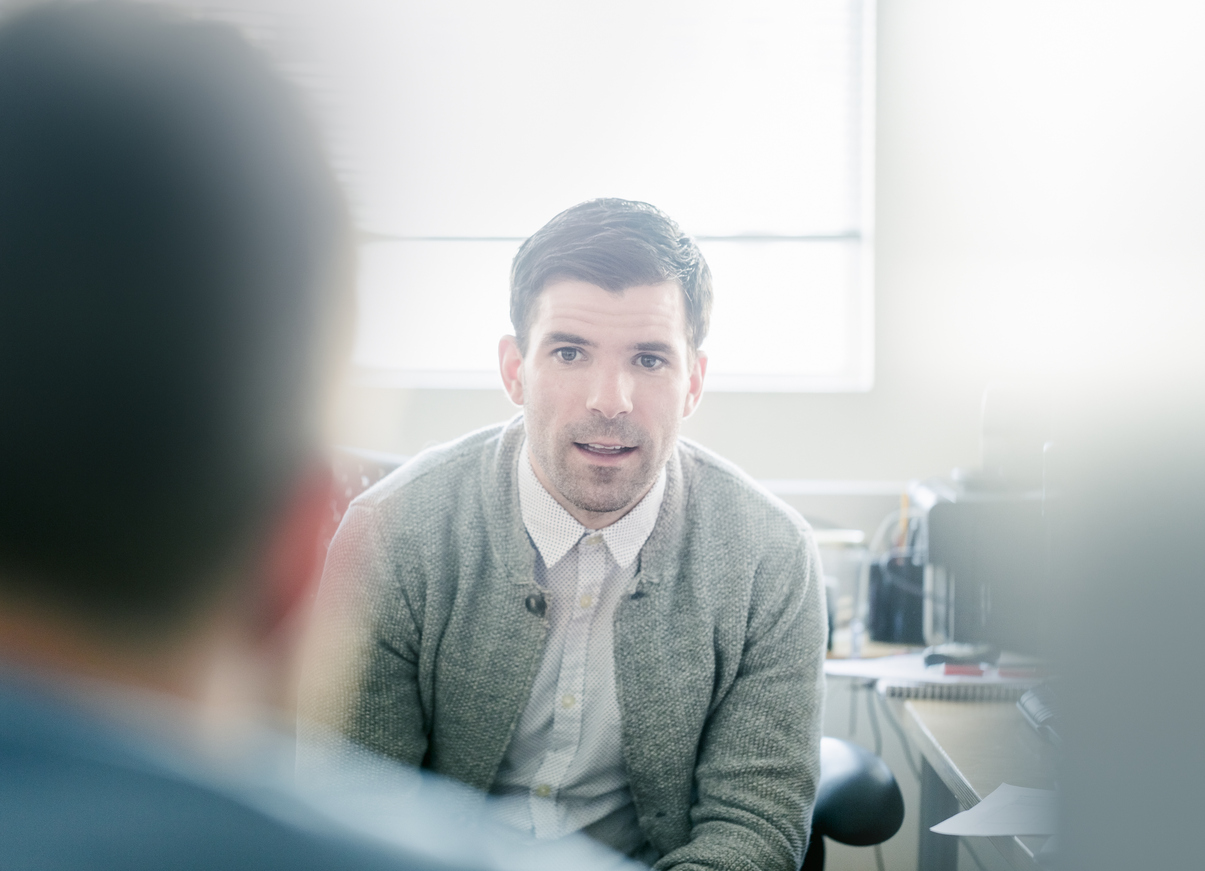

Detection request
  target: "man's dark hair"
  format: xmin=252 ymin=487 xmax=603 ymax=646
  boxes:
xmin=509 ymin=198 xmax=713 ymax=353
xmin=0 ymin=3 xmax=352 ymax=636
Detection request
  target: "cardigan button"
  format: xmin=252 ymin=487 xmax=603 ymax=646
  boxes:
xmin=524 ymin=591 xmax=546 ymax=618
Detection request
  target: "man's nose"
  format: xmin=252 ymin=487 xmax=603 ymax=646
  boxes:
xmin=586 ymin=364 xmax=634 ymax=419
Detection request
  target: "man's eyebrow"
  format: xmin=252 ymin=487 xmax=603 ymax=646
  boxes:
xmin=542 ymin=331 xmax=596 ymax=347
xmin=635 ymin=341 xmax=676 ymax=354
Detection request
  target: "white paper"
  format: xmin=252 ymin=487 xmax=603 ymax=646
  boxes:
xmin=930 ymin=783 xmax=1057 ymax=837
xmin=824 ymin=654 xmax=931 ymax=681
xmin=824 ymin=653 xmax=1039 ymax=687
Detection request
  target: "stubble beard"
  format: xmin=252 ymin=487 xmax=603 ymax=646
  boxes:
xmin=527 ymin=412 xmax=677 ymax=517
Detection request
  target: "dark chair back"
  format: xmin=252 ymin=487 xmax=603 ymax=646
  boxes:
xmin=325 ymin=446 xmax=408 ymax=547
xmin=802 ymin=736 xmax=905 ymax=870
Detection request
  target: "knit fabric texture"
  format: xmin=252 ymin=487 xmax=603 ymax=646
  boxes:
xmin=299 ymin=416 xmax=827 ymax=871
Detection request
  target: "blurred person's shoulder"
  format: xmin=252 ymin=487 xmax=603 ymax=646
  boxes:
xmin=297 ymin=726 xmax=644 ymax=871
xmin=0 ymin=676 xmax=462 ymax=871
xmin=0 ymin=672 xmax=639 ymax=871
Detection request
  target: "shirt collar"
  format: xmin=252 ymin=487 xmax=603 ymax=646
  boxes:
xmin=517 ymin=442 xmax=666 ymax=571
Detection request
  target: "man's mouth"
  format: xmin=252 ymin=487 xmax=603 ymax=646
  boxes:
xmin=575 ymin=442 xmax=637 ymax=457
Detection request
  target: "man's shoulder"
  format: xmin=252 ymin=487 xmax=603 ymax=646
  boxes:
xmin=675 ymin=438 xmax=813 ymax=548
xmin=354 ymin=418 xmax=518 ymax=516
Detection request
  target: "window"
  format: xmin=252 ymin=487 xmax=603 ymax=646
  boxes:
xmin=193 ymin=0 xmax=876 ymax=391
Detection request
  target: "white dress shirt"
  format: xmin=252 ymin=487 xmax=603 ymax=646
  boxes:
xmin=490 ymin=444 xmax=666 ymax=857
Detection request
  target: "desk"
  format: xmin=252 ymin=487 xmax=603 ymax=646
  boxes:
xmin=883 ymin=696 xmax=1057 ymax=871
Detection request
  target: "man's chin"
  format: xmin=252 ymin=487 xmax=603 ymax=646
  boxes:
xmin=569 ymin=493 xmax=635 ymax=515
xmin=561 ymin=479 xmax=650 ymax=516
xmin=545 ymin=447 xmax=658 ymax=517
xmin=550 ymin=468 xmax=636 ymax=515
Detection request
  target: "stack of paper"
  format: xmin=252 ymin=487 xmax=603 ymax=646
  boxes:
xmin=931 ymin=784 xmax=1058 ymax=837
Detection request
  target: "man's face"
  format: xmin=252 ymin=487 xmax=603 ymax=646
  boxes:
xmin=499 ymin=279 xmax=706 ymax=527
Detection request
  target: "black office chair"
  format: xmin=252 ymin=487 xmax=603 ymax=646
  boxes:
xmin=327 ymin=450 xmax=906 ymax=869
xmin=803 ymin=736 xmax=905 ymax=870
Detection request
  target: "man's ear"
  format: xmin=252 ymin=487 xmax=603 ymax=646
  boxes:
xmin=253 ymin=464 xmax=333 ymax=644
xmin=499 ymin=335 xmax=525 ymax=405
xmin=683 ymin=350 xmax=708 ymax=417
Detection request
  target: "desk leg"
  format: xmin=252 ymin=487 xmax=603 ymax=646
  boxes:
xmin=918 ymin=757 xmax=960 ymax=871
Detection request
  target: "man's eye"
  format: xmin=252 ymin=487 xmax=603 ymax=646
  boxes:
xmin=556 ymin=347 xmax=580 ymax=362
xmin=637 ymin=354 xmax=663 ymax=370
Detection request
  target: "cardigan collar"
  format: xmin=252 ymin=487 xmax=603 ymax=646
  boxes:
xmin=517 ymin=441 xmax=666 ymax=571
xmin=483 ymin=415 xmax=688 ymax=589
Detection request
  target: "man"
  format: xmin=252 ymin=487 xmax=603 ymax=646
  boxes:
xmin=303 ymin=199 xmax=828 ymax=871
xmin=0 ymin=5 xmax=627 ymax=870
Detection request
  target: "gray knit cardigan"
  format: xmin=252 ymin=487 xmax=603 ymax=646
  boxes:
xmin=301 ymin=418 xmax=826 ymax=871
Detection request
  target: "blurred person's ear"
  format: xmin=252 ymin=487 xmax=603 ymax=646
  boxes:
xmin=249 ymin=465 xmax=334 ymax=700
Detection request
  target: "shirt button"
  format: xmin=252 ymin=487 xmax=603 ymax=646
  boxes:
xmin=561 ymin=693 xmax=577 ymax=709
xmin=534 ymin=784 xmax=552 ymax=798
xmin=584 ymin=533 xmax=603 ymax=546
xmin=579 ymin=594 xmax=594 ymax=609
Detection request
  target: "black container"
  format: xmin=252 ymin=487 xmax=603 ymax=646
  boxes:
xmin=867 ymin=552 xmax=926 ymax=645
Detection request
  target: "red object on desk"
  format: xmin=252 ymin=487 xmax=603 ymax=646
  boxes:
xmin=944 ymin=663 xmax=985 ymax=676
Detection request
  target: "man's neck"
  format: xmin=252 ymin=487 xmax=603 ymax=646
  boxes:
xmin=525 ymin=447 xmax=656 ymax=530
xmin=0 ymin=607 xmax=192 ymax=695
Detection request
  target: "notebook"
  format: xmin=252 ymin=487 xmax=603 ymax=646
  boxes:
xmin=877 ymin=680 xmax=1032 ymax=701
xmin=825 ymin=652 xmax=1041 ymax=700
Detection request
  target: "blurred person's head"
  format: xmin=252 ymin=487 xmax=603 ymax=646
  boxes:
xmin=499 ymin=199 xmax=710 ymax=528
xmin=1048 ymin=381 xmax=1205 ymax=870
xmin=0 ymin=2 xmax=352 ymax=698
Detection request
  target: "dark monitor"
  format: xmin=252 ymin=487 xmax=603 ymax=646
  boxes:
xmin=918 ymin=480 xmax=1053 ymax=658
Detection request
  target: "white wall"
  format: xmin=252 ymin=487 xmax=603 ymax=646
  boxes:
xmin=335 ymin=0 xmax=1205 ymax=536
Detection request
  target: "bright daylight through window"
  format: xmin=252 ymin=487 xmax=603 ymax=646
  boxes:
xmin=206 ymin=0 xmax=876 ymax=391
